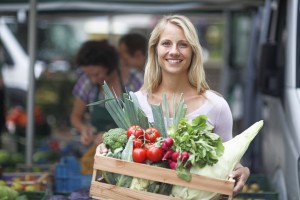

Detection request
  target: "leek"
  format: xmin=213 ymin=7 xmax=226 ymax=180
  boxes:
xmin=171 ymin=120 xmax=264 ymax=200
xmin=151 ymin=104 xmax=167 ymax=138
xmin=87 ymin=82 xmax=150 ymax=130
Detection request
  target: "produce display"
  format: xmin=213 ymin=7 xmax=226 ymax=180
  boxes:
xmin=0 ymin=186 xmax=19 ymax=200
xmin=0 ymin=185 xmax=47 ymax=200
xmin=0 ymin=172 xmax=51 ymax=193
xmin=90 ymin=82 xmax=264 ymax=199
xmin=233 ymin=174 xmax=279 ymax=200
xmin=0 ymin=150 xmax=24 ymax=167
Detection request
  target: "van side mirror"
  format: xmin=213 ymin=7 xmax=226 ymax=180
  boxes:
xmin=258 ymin=42 xmax=284 ymax=97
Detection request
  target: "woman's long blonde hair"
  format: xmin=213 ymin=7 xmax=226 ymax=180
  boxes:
xmin=141 ymin=15 xmax=209 ymax=94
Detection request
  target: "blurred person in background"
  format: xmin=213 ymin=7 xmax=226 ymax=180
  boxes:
xmin=118 ymin=33 xmax=147 ymax=93
xmin=71 ymin=39 xmax=120 ymax=147
xmin=70 ymin=39 xmax=142 ymax=147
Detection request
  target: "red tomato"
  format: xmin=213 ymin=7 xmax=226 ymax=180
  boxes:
xmin=127 ymin=125 xmax=144 ymax=139
xmin=147 ymin=146 xmax=163 ymax=162
xmin=133 ymin=138 xmax=143 ymax=148
xmin=132 ymin=148 xmax=147 ymax=163
xmin=143 ymin=142 xmax=154 ymax=151
xmin=145 ymin=127 xmax=160 ymax=143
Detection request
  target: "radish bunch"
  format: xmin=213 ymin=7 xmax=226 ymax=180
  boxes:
xmin=161 ymin=137 xmax=190 ymax=169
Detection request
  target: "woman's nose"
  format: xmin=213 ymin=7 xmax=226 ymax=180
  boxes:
xmin=169 ymin=45 xmax=180 ymax=55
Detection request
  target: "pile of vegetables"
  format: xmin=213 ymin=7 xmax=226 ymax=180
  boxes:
xmin=171 ymin=120 xmax=263 ymax=199
xmin=91 ymin=82 xmax=264 ymax=199
xmin=0 ymin=185 xmax=30 ymax=200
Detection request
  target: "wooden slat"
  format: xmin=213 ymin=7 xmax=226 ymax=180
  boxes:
xmin=93 ymin=155 xmax=234 ymax=195
xmin=90 ymin=181 xmax=182 ymax=200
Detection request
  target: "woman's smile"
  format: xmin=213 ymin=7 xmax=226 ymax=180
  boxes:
xmin=166 ymin=59 xmax=182 ymax=64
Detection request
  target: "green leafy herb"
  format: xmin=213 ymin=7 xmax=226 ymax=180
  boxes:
xmin=170 ymin=115 xmax=224 ymax=168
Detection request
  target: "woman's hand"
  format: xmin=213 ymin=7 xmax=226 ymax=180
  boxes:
xmin=228 ymin=164 xmax=250 ymax=195
xmin=94 ymin=132 xmax=104 ymax=145
xmin=80 ymin=126 xmax=95 ymax=145
xmin=95 ymin=143 xmax=108 ymax=156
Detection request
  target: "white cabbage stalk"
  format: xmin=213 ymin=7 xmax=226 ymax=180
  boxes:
xmin=171 ymin=120 xmax=264 ymax=200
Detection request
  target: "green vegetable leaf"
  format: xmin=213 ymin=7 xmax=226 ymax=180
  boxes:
xmin=91 ymin=82 xmax=150 ymax=131
xmin=151 ymin=104 xmax=167 ymax=138
xmin=176 ymin=165 xmax=192 ymax=182
xmin=170 ymin=115 xmax=225 ymax=171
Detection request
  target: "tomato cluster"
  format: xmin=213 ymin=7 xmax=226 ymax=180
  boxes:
xmin=126 ymin=125 xmax=163 ymax=163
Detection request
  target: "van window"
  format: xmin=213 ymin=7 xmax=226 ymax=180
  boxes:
xmin=0 ymin=40 xmax=14 ymax=66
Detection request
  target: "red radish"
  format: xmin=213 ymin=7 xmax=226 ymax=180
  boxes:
xmin=164 ymin=137 xmax=174 ymax=147
xmin=168 ymin=159 xmax=177 ymax=169
xmin=161 ymin=142 xmax=168 ymax=151
xmin=180 ymin=152 xmax=190 ymax=162
xmin=162 ymin=149 xmax=174 ymax=161
xmin=171 ymin=151 xmax=180 ymax=162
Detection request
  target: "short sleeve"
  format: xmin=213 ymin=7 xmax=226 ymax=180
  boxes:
xmin=72 ymin=74 xmax=96 ymax=104
xmin=211 ymin=98 xmax=233 ymax=142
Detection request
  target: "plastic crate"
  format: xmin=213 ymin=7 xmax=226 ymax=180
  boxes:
xmin=234 ymin=174 xmax=278 ymax=200
xmin=19 ymin=191 xmax=47 ymax=200
xmin=54 ymin=156 xmax=92 ymax=193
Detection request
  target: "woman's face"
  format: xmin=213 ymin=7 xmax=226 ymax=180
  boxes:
xmin=156 ymin=23 xmax=193 ymax=75
xmin=119 ymin=42 xmax=134 ymax=68
xmin=82 ymin=65 xmax=109 ymax=84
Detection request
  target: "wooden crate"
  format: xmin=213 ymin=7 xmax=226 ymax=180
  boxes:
xmin=90 ymin=155 xmax=235 ymax=200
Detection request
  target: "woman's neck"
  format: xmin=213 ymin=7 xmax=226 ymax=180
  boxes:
xmin=156 ymin=73 xmax=192 ymax=95
xmin=148 ymin=73 xmax=199 ymax=106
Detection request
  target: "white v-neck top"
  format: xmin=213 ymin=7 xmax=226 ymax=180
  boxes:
xmin=134 ymin=90 xmax=233 ymax=142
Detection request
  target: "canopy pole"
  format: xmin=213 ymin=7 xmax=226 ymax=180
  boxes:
xmin=26 ymin=0 xmax=37 ymax=166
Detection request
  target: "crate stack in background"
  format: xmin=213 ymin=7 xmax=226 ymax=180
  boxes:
xmin=234 ymin=174 xmax=279 ymax=200
xmin=54 ymin=156 xmax=92 ymax=193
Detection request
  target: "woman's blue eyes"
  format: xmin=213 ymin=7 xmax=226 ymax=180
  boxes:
xmin=161 ymin=42 xmax=188 ymax=48
xmin=162 ymin=42 xmax=171 ymax=47
xmin=179 ymin=43 xmax=188 ymax=48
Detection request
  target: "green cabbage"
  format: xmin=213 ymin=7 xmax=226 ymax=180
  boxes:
xmin=0 ymin=186 xmax=19 ymax=200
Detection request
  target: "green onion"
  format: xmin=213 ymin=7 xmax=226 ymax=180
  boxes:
xmin=162 ymin=93 xmax=170 ymax=129
xmin=173 ymin=94 xmax=187 ymax=129
xmin=151 ymin=104 xmax=167 ymax=138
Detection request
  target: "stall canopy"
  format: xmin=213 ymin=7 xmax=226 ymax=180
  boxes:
xmin=0 ymin=0 xmax=265 ymax=14
xmin=0 ymin=0 xmax=266 ymax=165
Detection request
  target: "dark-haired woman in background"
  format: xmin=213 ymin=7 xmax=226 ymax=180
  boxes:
xmin=70 ymin=40 xmax=141 ymax=146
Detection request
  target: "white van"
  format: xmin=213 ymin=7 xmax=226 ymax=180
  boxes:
xmin=250 ymin=0 xmax=300 ymax=199
xmin=0 ymin=17 xmax=45 ymax=106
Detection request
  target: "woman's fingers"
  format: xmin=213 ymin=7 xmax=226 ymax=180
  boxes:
xmin=228 ymin=166 xmax=250 ymax=195
xmin=95 ymin=143 xmax=108 ymax=156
